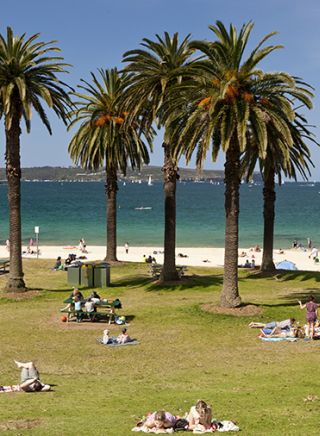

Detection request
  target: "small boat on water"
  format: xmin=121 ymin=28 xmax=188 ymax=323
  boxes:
xmin=134 ymin=206 xmax=152 ymax=210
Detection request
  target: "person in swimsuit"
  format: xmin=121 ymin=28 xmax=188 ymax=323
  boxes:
xmin=299 ymin=296 xmax=318 ymax=339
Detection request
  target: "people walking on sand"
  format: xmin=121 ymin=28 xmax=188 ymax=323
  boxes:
xmin=124 ymin=242 xmax=129 ymax=254
xmin=309 ymin=247 xmax=318 ymax=261
xmin=298 ymin=296 xmax=318 ymax=339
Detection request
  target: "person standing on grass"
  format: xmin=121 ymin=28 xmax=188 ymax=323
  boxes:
xmin=298 ymin=296 xmax=318 ymax=339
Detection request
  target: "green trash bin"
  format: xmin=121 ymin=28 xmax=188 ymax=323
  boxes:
xmin=67 ymin=265 xmax=81 ymax=286
xmin=93 ymin=263 xmax=111 ymax=287
xmin=80 ymin=264 xmax=94 ymax=287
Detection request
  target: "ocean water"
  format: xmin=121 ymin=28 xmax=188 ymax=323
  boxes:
xmin=0 ymin=181 xmax=319 ymax=249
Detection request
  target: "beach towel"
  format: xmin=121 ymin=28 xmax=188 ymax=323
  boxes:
xmin=97 ymin=337 xmax=139 ymax=347
xmin=259 ymin=336 xmax=297 ymax=342
xmin=131 ymin=426 xmax=173 ymax=433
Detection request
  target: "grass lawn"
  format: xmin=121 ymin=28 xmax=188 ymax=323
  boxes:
xmin=0 ymin=260 xmax=319 ymax=435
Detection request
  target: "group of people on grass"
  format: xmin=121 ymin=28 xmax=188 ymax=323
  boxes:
xmin=249 ymin=295 xmax=319 ymax=340
xmin=133 ymin=400 xmax=239 ymax=433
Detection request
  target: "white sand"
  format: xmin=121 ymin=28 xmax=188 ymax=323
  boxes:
xmin=0 ymin=244 xmax=319 ymax=272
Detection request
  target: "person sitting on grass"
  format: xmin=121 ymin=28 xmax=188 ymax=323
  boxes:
xmin=0 ymin=361 xmax=51 ymax=393
xmin=187 ymin=400 xmax=212 ymax=432
xmin=249 ymin=318 xmax=295 ymax=330
xmin=117 ymin=328 xmax=131 ymax=344
xmin=143 ymin=410 xmax=176 ymax=432
xmin=53 ymin=256 xmax=64 ymax=271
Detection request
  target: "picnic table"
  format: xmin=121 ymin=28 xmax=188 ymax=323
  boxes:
xmin=60 ymin=298 xmax=121 ymax=323
xmin=149 ymin=264 xmax=188 ymax=279
xmin=0 ymin=258 xmax=10 ymax=273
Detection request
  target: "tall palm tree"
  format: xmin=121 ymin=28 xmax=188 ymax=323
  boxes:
xmin=242 ymin=111 xmax=316 ymax=271
xmin=0 ymin=27 xmax=72 ymax=292
xmin=123 ymin=33 xmax=195 ymax=281
xmin=68 ymin=68 xmax=152 ymax=262
xmin=170 ymin=21 xmax=310 ymax=307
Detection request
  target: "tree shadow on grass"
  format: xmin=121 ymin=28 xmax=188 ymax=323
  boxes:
xmin=244 ymin=269 xmax=320 ymax=283
xmin=146 ymin=273 xmax=224 ymax=292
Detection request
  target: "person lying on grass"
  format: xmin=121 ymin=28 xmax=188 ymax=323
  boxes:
xmin=142 ymin=410 xmax=176 ymax=432
xmin=259 ymin=326 xmax=304 ymax=339
xmin=187 ymin=399 xmax=213 ymax=432
xmin=249 ymin=318 xmax=295 ymax=330
xmin=0 ymin=361 xmax=50 ymax=393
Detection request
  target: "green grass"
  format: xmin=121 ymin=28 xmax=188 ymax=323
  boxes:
xmin=0 ymin=260 xmax=319 ymax=435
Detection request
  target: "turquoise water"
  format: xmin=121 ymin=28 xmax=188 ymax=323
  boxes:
xmin=0 ymin=181 xmax=319 ymax=248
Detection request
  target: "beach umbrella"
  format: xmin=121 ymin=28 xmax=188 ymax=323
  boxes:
xmin=275 ymin=260 xmax=298 ymax=270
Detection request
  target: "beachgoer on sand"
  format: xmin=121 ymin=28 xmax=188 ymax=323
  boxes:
xmin=298 ymin=296 xmax=318 ymax=339
xmin=124 ymin=242 xmax=129 ymax=254
xmin=0 ymin=361 xmax=50 ymax=393
xmin=309 ymin=247 xmax=318 ymax=261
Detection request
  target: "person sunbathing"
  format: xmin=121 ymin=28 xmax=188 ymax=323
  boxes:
xmin=260 ymin=326 xmax=299 ymax=338
xmin=249 ymin=318 xmax=295 ymax=330
xmin=187 ymin=400 xmax=212 ymax=431
xmin=143 ymin=410 xmax=176 ymax=432
xmin=0 ymin=361 xmax=51 ymax=393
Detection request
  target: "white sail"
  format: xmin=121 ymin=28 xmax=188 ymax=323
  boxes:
xmin=148 ymin=175 xmax=153 ymax=186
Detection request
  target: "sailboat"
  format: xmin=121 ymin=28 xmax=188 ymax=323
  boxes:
xmin=148 ymin=175 xmax=153 ymax=186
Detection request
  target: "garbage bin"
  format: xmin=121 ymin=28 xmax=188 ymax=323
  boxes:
xmin=67 ymin=265 xmax=81 ymax=286
xmin=80 ymin=264 xmax=94 ymax=287
xmin=93 ymin=263 xmax=111 ymax=287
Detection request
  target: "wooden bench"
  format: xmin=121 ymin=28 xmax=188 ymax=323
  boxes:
xmin=149 ymin=264 xmax=188 ymax=279
xmin=0 ymin=258 xmax=10 ymax=273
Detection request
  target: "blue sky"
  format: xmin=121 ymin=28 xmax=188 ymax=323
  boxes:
xmin=0 ymin=0 xmax=319 ymax=179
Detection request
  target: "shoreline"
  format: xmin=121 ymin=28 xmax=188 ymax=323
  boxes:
xmin=0 ymin=245 xmax=319 ymax=272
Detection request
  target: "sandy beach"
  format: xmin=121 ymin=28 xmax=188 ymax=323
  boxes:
xmin=0 ymin=244 xmax=319 ymax=272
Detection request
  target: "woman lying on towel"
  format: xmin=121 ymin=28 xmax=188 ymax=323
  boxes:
xmin=187 ymin=400 xmax=213 ymax=431
xmin=142 ymin=410 xmax=176 ymax=432
xmin=0 ymin=361 xmax=50 ymax=393
xmin=260 ymin=326 xmax=304 ymax=339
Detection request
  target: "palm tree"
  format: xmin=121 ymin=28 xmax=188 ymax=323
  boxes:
xmin=170 ymin=21 xmax=311 ymax=307
xmin=242 ymin=111 xmax=316 ymax=271
xmin=123 ymin=33 xmax=195 ymax=281
xmin=68 ymin=68 xmax=152 ymax=262
xmin=0 ymin=27 xmax=72 ymax=292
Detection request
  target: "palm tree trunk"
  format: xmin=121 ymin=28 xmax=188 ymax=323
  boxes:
xmin=220 ymin=142 xmax=241 ymax=308
xmin=160 ymin=142 xmax=179 ymax=281
xmin=105 ymin=166 xmax=118 ymax=262
xmin=261 ymin=167 xmax=276 ymax=271
xmin=4 ymin=107 xmax=26 ymax=292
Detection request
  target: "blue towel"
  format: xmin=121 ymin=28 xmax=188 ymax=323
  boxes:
xmin=260 ymin=336 xmax=297 ymax=342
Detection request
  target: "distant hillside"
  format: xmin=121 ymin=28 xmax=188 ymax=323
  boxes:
xmin=0 ymin=165 xmax=262 ymax=183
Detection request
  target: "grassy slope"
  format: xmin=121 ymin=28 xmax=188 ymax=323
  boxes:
xmin=0 ymin=260 xmax=319 ymax=435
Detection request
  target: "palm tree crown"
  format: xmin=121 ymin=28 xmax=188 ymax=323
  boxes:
xmin=0 ymin=27 xmax=72 ymax=131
